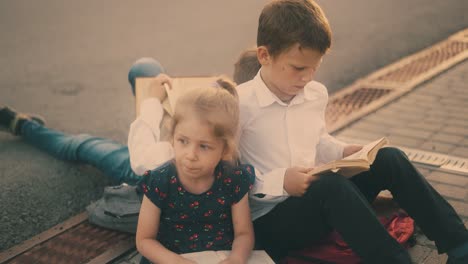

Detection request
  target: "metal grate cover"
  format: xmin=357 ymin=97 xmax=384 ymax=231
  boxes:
xmin=5 ymin=222 xmax=134 ymax=264
xmin=441 ymin=158 xmax=468 ymax=174
xmin=326 ymin=87 xmax=393 ymax=126
xmin=370 ymin=41 xmax=468 ymax=84
xmin=401 ymin=148 xmax=448 ymax=167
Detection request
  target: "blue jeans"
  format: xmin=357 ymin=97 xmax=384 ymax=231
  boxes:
xmin=20 ymin=57 xmax=164 ymax=185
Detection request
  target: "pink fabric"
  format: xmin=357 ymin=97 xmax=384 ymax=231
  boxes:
xmin=281 ymin=213 xmax=414 ymax=264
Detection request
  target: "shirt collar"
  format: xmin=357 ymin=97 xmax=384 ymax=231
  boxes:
xmin=253 ymin=69 xmax=320 ymax=107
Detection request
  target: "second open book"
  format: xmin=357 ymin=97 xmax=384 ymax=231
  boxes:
xmin=308 ymin=137 xmax=389 ymax=177
xmin=135 ymin=76 xmax=220 ymax=117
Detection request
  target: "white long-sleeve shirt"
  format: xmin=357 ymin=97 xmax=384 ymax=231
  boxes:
xmin=127 ymin=71 xmax=346 ymax=220
xmin=237 ymin=72 xmax=346 ymax=220
xmin=128 ymin=98 xmax=174 ymax=176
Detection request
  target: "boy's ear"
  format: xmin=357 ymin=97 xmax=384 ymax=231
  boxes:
xmin=257 ymin=46 xmax=271 ymax=66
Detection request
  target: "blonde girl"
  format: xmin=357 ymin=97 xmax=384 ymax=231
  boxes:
xmin=134 ymin=77 xmax=255 ymax=264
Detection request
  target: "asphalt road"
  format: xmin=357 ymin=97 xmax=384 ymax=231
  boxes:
xmin=1 ymin=0 xmax=467 ymax=250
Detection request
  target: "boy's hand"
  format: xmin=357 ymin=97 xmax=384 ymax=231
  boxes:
xmin=147 ymin=73 xmax=172 ymax=102
xmin=284 ymin=167 xmax=317 ymax=196
xmin=343 ymin=144 xmax=363 ymax=158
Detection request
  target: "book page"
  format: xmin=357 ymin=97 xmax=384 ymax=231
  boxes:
xmin=181 ymin=250 xmax=274 ymax=264
xmin=135 ymin=76 xmax=218 ymax=117
xmin=308 ymin=137 xmax=388 ymax=177
xmin=166 ymin=77 xmax=218 ymax=115
xmin=344 ymin=137 xmax=388 ymax=161
xmin=181 ymin=251 xmax=221 ymax=264
xmin=217 ymin=250 xmax=275 ymax=264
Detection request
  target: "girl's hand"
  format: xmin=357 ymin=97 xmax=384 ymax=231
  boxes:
xmin=147 ymin=73 xmax=172 ymax=102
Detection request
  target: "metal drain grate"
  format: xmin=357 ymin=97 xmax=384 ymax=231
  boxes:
xmin=401 ymin=148 xmax=448 ymax=167
xmin=5 ymin=222 xmax=134 ymax=264
xmin=441 ymin=158 xmax=468 ymax=174
xmin=326 ymin=87 xmax=393 ymax=126
xmin=369 ymin=40 xmax=468 ymax=84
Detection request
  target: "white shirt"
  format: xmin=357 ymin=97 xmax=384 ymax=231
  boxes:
xmin=127 ymin=72 xmax=346 ymax=220
xmin=238 ymin=71 xmax=346 ymax=220
xmin=128 ymin=98 xmax=174 ymax=176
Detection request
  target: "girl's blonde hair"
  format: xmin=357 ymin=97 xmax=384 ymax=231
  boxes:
xmin=170 ymin=78 xmax=239 ymax=161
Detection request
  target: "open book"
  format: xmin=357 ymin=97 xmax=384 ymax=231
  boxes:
xmin=308 ymin=137 xmax=389 ymax=178
xmin=181 ymin=250 xmax=274 ymax=264
xmin=135 ymin=76 xmax=220 ymax=117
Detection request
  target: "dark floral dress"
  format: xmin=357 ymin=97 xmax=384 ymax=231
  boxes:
xmin=138 ymin=160 xmax=255 ymax=254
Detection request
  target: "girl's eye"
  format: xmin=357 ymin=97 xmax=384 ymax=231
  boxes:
xmin=178 ymin=138 xmax=188 ymax=145
xmin=200 ymin=144 xmax=211 ymax=150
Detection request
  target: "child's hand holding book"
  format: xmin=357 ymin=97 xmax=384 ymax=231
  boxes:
xmin=284 ymin=166 xmax=318 ymax=196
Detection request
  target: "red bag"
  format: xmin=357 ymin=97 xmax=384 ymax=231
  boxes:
xmin=281 ymin=212 xmax=414 ymax=264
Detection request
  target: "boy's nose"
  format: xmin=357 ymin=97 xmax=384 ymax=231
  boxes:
xmin=301 ymin=69 xmax=315 ymax=82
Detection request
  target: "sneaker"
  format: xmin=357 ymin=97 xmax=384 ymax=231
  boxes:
xmin=0 ymin=107 xmax=45 ymax=135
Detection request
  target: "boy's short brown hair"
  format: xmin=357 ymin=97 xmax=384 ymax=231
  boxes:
xmin=257 ymin=0 xmax=332 ymax=57
xmin=233 ymin=48 xmax=261 ymax=85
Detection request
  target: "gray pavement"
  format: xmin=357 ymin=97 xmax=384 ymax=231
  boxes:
xmin=1 ymin=0 xmax=468 ymax=254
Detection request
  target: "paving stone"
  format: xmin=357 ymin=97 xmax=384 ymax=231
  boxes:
xmin=414 ymin=232 xmax=435 ymax=248
xmin=430 ymin=133 xmax=464 ymax=145
xmin=462 ymin=138 xmax=468 ymax=147
xmin=406 ymin=122 xmax=444 ymax=133
xmin=438 ymin=104 xmax=468 ymax=115
xmin=447 ymin=200 xmax=468 ymax=218
xmin=428 ymin=109 xmax=468 ymax=120
xmin=450 ymin=147 xmax=468 ymax=158
xmin=406 ymin=93 xmax=440 ymax=104
xmin=390 ymin=126 xmax=434 ymax=139
xmin=390 ymin=102 xmax=430 ymax=114
xmin=444 ymin=118 xmax=468 ymax=128
xmin=408 ymin=244 xmax=433 ymax=264
xmin=335 ymin=128 xmax=383 ymax=142
xmin=415 ymin=166 xmax=433 ymax=178
xmin=347 ymin=121 xmax=392 ymax=134
xmin=420 ymin=140 xmax=455 ymax=153
xmin=427 ymin=171 xmax=468 ymax=187
xmin=441 ymin=125 xmax=468 ymax=136
xmin=362 ymin=114 xmax=408 ymax=127
xmin=378 ymin=107 xmax=426 ymax=121
xmin=387 ymin=135 xmax=425 ymax=148
xmin=432 ymin=183 xmax=467 ymax=200
xmin=423 ymin=115 xmax=447 ymax=124
xmin=440 ymin=97 xmax=468 ymax=107
xmin=421 ymin=250 xmax=448 ymax=264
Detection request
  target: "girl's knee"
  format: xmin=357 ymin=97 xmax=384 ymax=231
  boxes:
xmin=128 ymin=57 xmax=165 ymax=95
